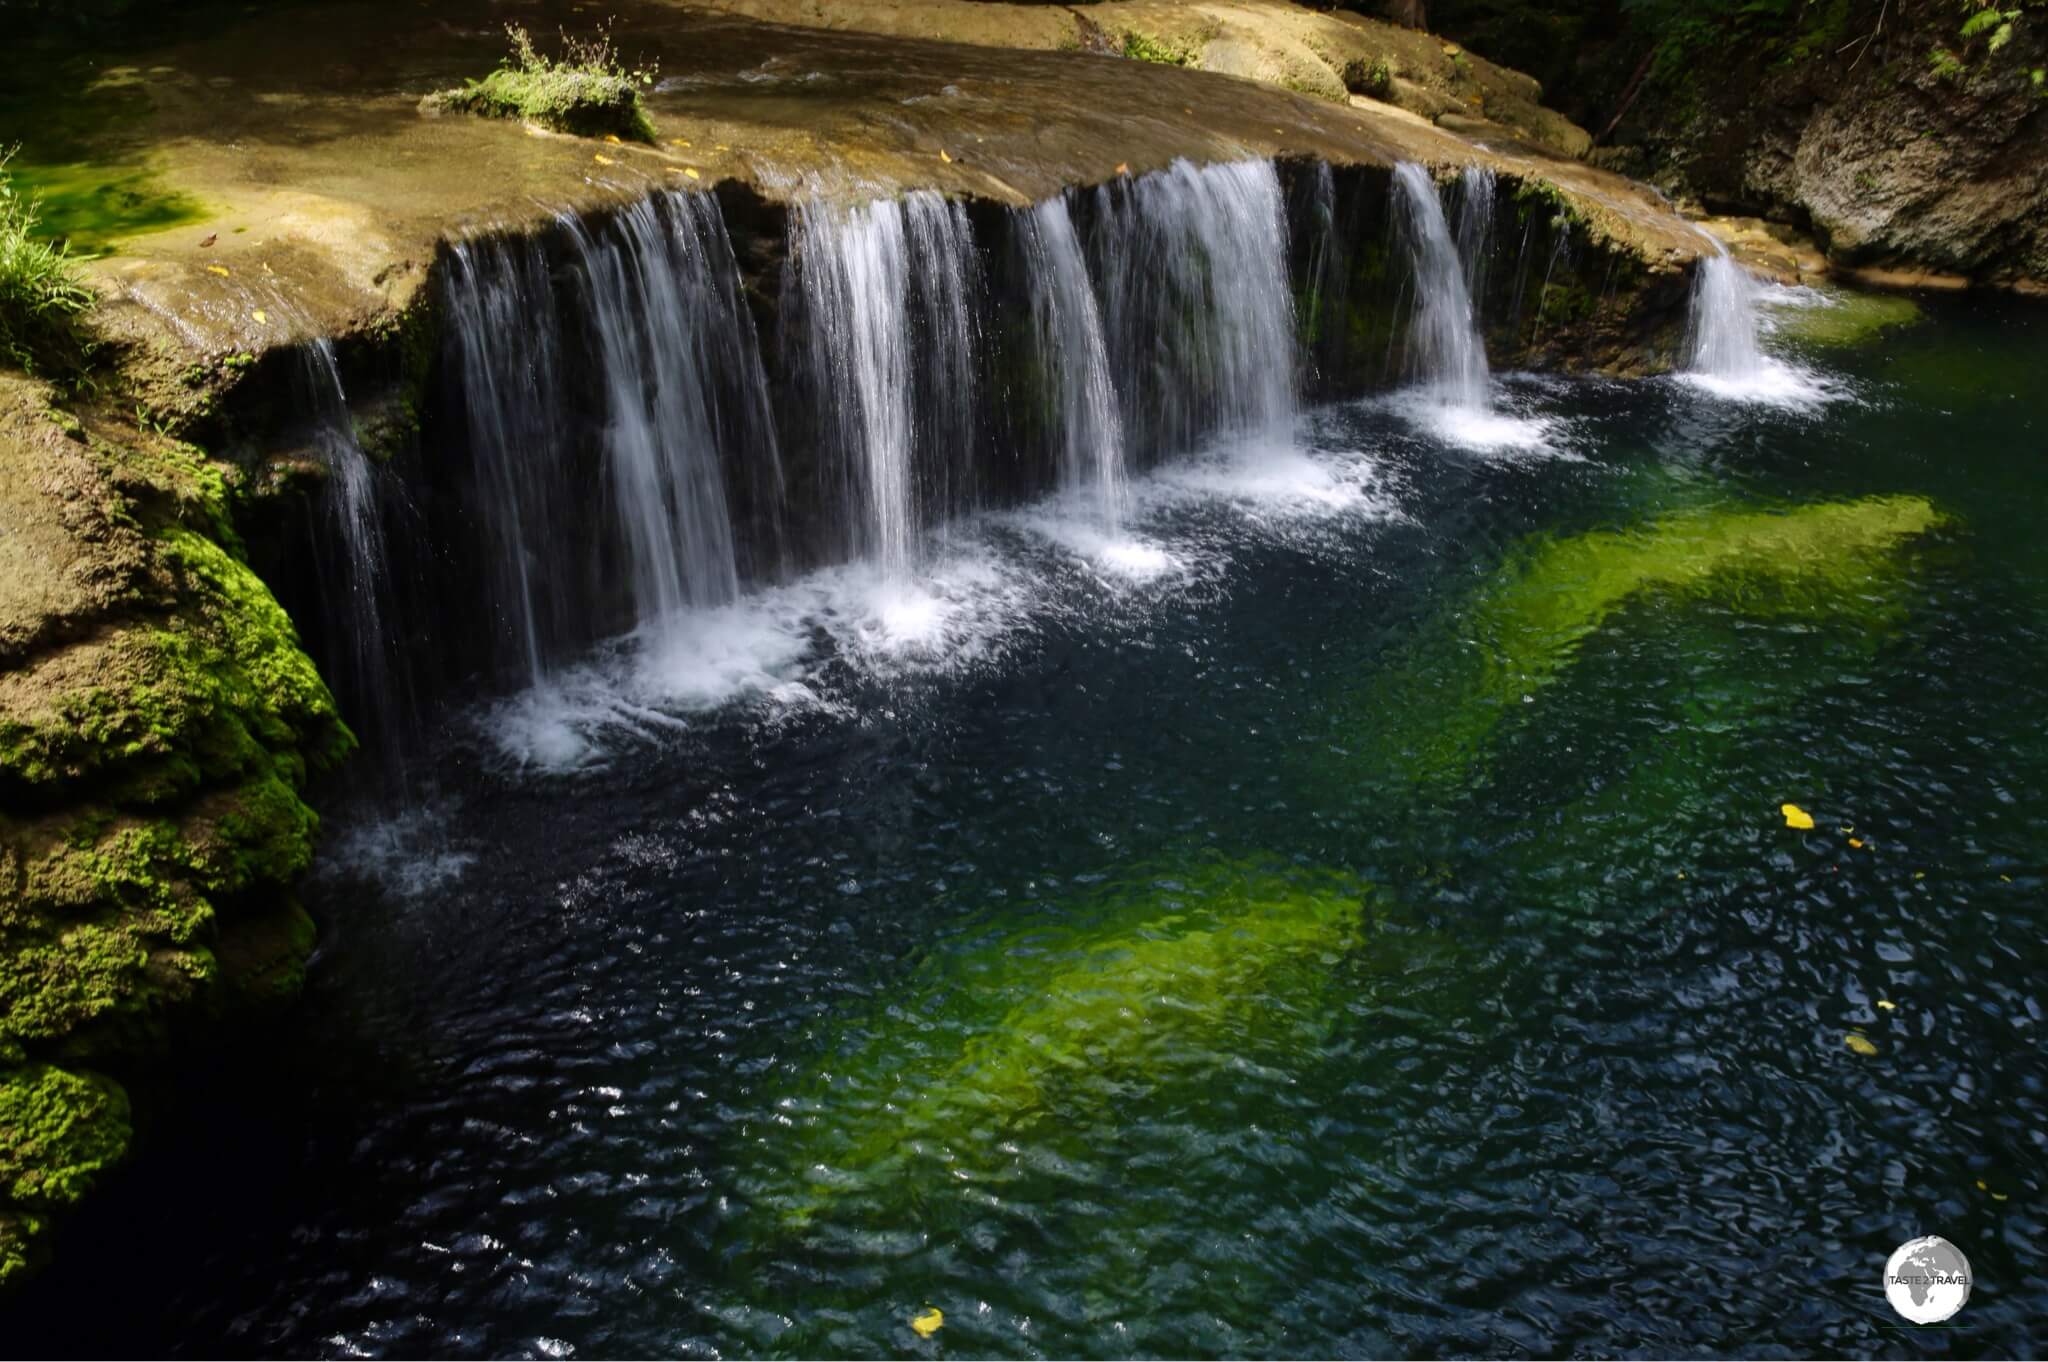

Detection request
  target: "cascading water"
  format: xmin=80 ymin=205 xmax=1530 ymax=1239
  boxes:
xmin=790 ymin=191 xmax=979 ymax=578
xmin=1453 ymin=165 xmax=1497 ymax=304
xmin=1392 ymin=161 xmax=1491 ymax=413
xmin=444 ymin=235 xmax=573 ymax=683
xmin=569 ymin=194 xmax=754 ymax=624
xmin=1020 ymin=195 xmax=1127 ymax=529
xmin=1680 ymin=250 xmax=1833 ymax=407
xmin=299 ymin=339 xmax=408 ymax=769
xmin=1093 ymin=158 xmax=1298 ymax=459
xmin=1685 ymin=251 xmax=1767 ymax=381
xmin=445 ymin=190 xmax=778 ymax=683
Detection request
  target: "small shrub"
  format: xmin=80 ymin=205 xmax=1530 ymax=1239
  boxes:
xmin=425 ymin=21 xmax=659 ymax=142
xmin=1121 ymin=29 xmax=1198 ymax=67
xmin=0 ymin=147 xmax=96 ymax=376
xmin=1343 ymin=55 xmax=1395 ymax=98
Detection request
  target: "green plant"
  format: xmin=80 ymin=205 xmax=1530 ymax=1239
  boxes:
xmin=1121 ymin=28 xmax=1198 ymax=66
xmin=423 ymin=20 xmax=659 ymax=142
xmin=0 ymin=147 xmax=95 ymax=376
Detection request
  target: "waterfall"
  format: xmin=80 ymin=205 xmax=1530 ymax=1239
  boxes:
xmin=1392 ymin=161 xmax=1491 ymax=411
xmin=299 ymin=339 xmax=407 ymax=766
xmin=1093 ymin=158 xmax=1298 ymax=459
xmin=445 ymin=190 xmax=775 ymax=677
xmin=568 ymin=195 xmax=749 ymax=624
xmin=1685 ymin=252 xmax=1767 ymax=381
xmin=1453 ymin=165 xmax=1497 ymax=305
xmin=444 ymin=236 xmax=573 ymax=684
xmin=1020 ymin=195 xmax=1127 ymax=529
xmin=790 ymin=191 xmax=979 ymax=578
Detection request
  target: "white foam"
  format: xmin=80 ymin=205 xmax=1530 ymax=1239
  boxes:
xmin=1672 ymin=359 xmax=1841 ymax=411
xmin=1386 ymin=387 xmax=1567 ymax=457
xmin=317 ymin=802 xmax=477 ymax=897
xmin=473 ymin=428 xmax=1405 ymax=773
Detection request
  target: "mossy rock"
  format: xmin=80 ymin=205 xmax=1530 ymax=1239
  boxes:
xmin=0 ymin=1063 xmax=131 ymax=1289
xmin=0 ymin=376 xmax=349 ymax=1290
xmin=422 ymin=66 xmax=655 ymax=142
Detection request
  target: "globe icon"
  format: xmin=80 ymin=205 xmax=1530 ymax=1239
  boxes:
xmin=1884 ymin=1235 xmax=1972 ymax=1324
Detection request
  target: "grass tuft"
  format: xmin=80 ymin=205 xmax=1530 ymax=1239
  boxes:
xmin=0 ymin=147 xmax=95 ymax=377
xmin=424 ymin=20 xmax=659 ymax=142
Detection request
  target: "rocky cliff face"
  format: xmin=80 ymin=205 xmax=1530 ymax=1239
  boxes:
xmin=1627 ymin=8 xmax=2046 ymax=287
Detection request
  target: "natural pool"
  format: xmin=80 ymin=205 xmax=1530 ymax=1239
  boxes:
xmin=16 ymin=290 xmax=2047 ymax=1357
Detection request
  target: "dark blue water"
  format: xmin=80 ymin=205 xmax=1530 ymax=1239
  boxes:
xmin=15 ymin=292 xmax=2046 ymax=1358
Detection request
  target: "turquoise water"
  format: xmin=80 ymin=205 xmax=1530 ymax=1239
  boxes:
xmin=15 ymin=292 xmax=2047 ymax=1356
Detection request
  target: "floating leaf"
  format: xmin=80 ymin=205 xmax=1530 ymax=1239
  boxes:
xmin=938 ymin=148 xmax=952 ymax=163
xmin=603 ymin=134 xmax=622 ymax=144
xmin=206 ymin=264 xmax=230 ymax=277
xmin=1993 ymin=1190 xmax=2009 ymax=1202
xmin=1115 ymin=161 xmax=1130 ymax=175
xmin=911 ymin=1307 xmax=943 ymax=1337
xmin=1876 ymin=999 xmax=1897 ymax=1011
xmin=668 ymin=138 xmax=691 ymax=147
xmin=1914 ymin=871 xmax=1925 ymax=880
xmin=251 ymin=309 xmax=267 ymax=323
xmin=683 ymin=167 xmax=700 ymax=180
xmin=593 ymin=153 xmax=615 ymax=165
xmin=1845 ymin=1032 xmax=1879 ymax=1057
xmin=1782 ymin=803 xmax=1815 ymax=830
xmin=1848 ymin=837 xmax=1865 ymax=849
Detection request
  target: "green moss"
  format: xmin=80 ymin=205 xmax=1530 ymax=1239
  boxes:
xmin=1121 ymin=28 xmax=1200 ymax=67
xmin=0 ymin=1064 xmax=131 ymax=1210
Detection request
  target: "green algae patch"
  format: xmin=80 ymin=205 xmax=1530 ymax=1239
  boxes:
xmin=751 ymin=859 xmax=1376 ymax=1233
xmin=1374 ymin=495 xmax=1947 ymax=789
xmin=6 ymin=157 xmax=206 ymax=256
xmin=1769 ymin=289 xmax=1922 ymax=348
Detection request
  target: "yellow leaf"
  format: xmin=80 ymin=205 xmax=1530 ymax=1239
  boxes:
xmin=251 ymin=309 xmax=267 ymax=323
xmin=938 ymin=148 xmax=952 ymax=163
xmin=1914 ymin=871 xmax=1925 ymax=880
xmin=2001 ymin=874 xmax=2013 ymax=882
xmin=593 ymin=154 xmax=615 ymax=166
xmin=910 ymin=1307 xmax=943 ymax=1337
xmin=1845 ymin=1033 xmax=1879 ymax=1057
xmin=1876 ymin=999 xmax=1896 ymax=1011
xmin=1781 ymin=803 xmax=1815 ymax=830
xmin=684 ymin=167 xmax=700 ymax=180
xmin=668 ymin=138 xmax=692 ymax=147
xmin=1848 ymin=837 xmax=1865 ymax=849
xmin=603 ymin=134 xmax=622 ymax=144
xmin=1977 ymin=1179 xmax=1988 ymax=1190
xmin=1115 ymin=161 xmax=1130 ymax=175
xmin=206 ymin=265 xmax=230 ymax=277
xmin=1993 ymin=1191 xmax=2009 ymax=1202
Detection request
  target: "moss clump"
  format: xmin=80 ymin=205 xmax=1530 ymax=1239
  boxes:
xmin=0 ymin=1064 xmax=130 ymax=1288
xmin=1121 ymin=28 xmax=1200 ymax=67
xmin=423 ymin=22 xmax=658 ymax=143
